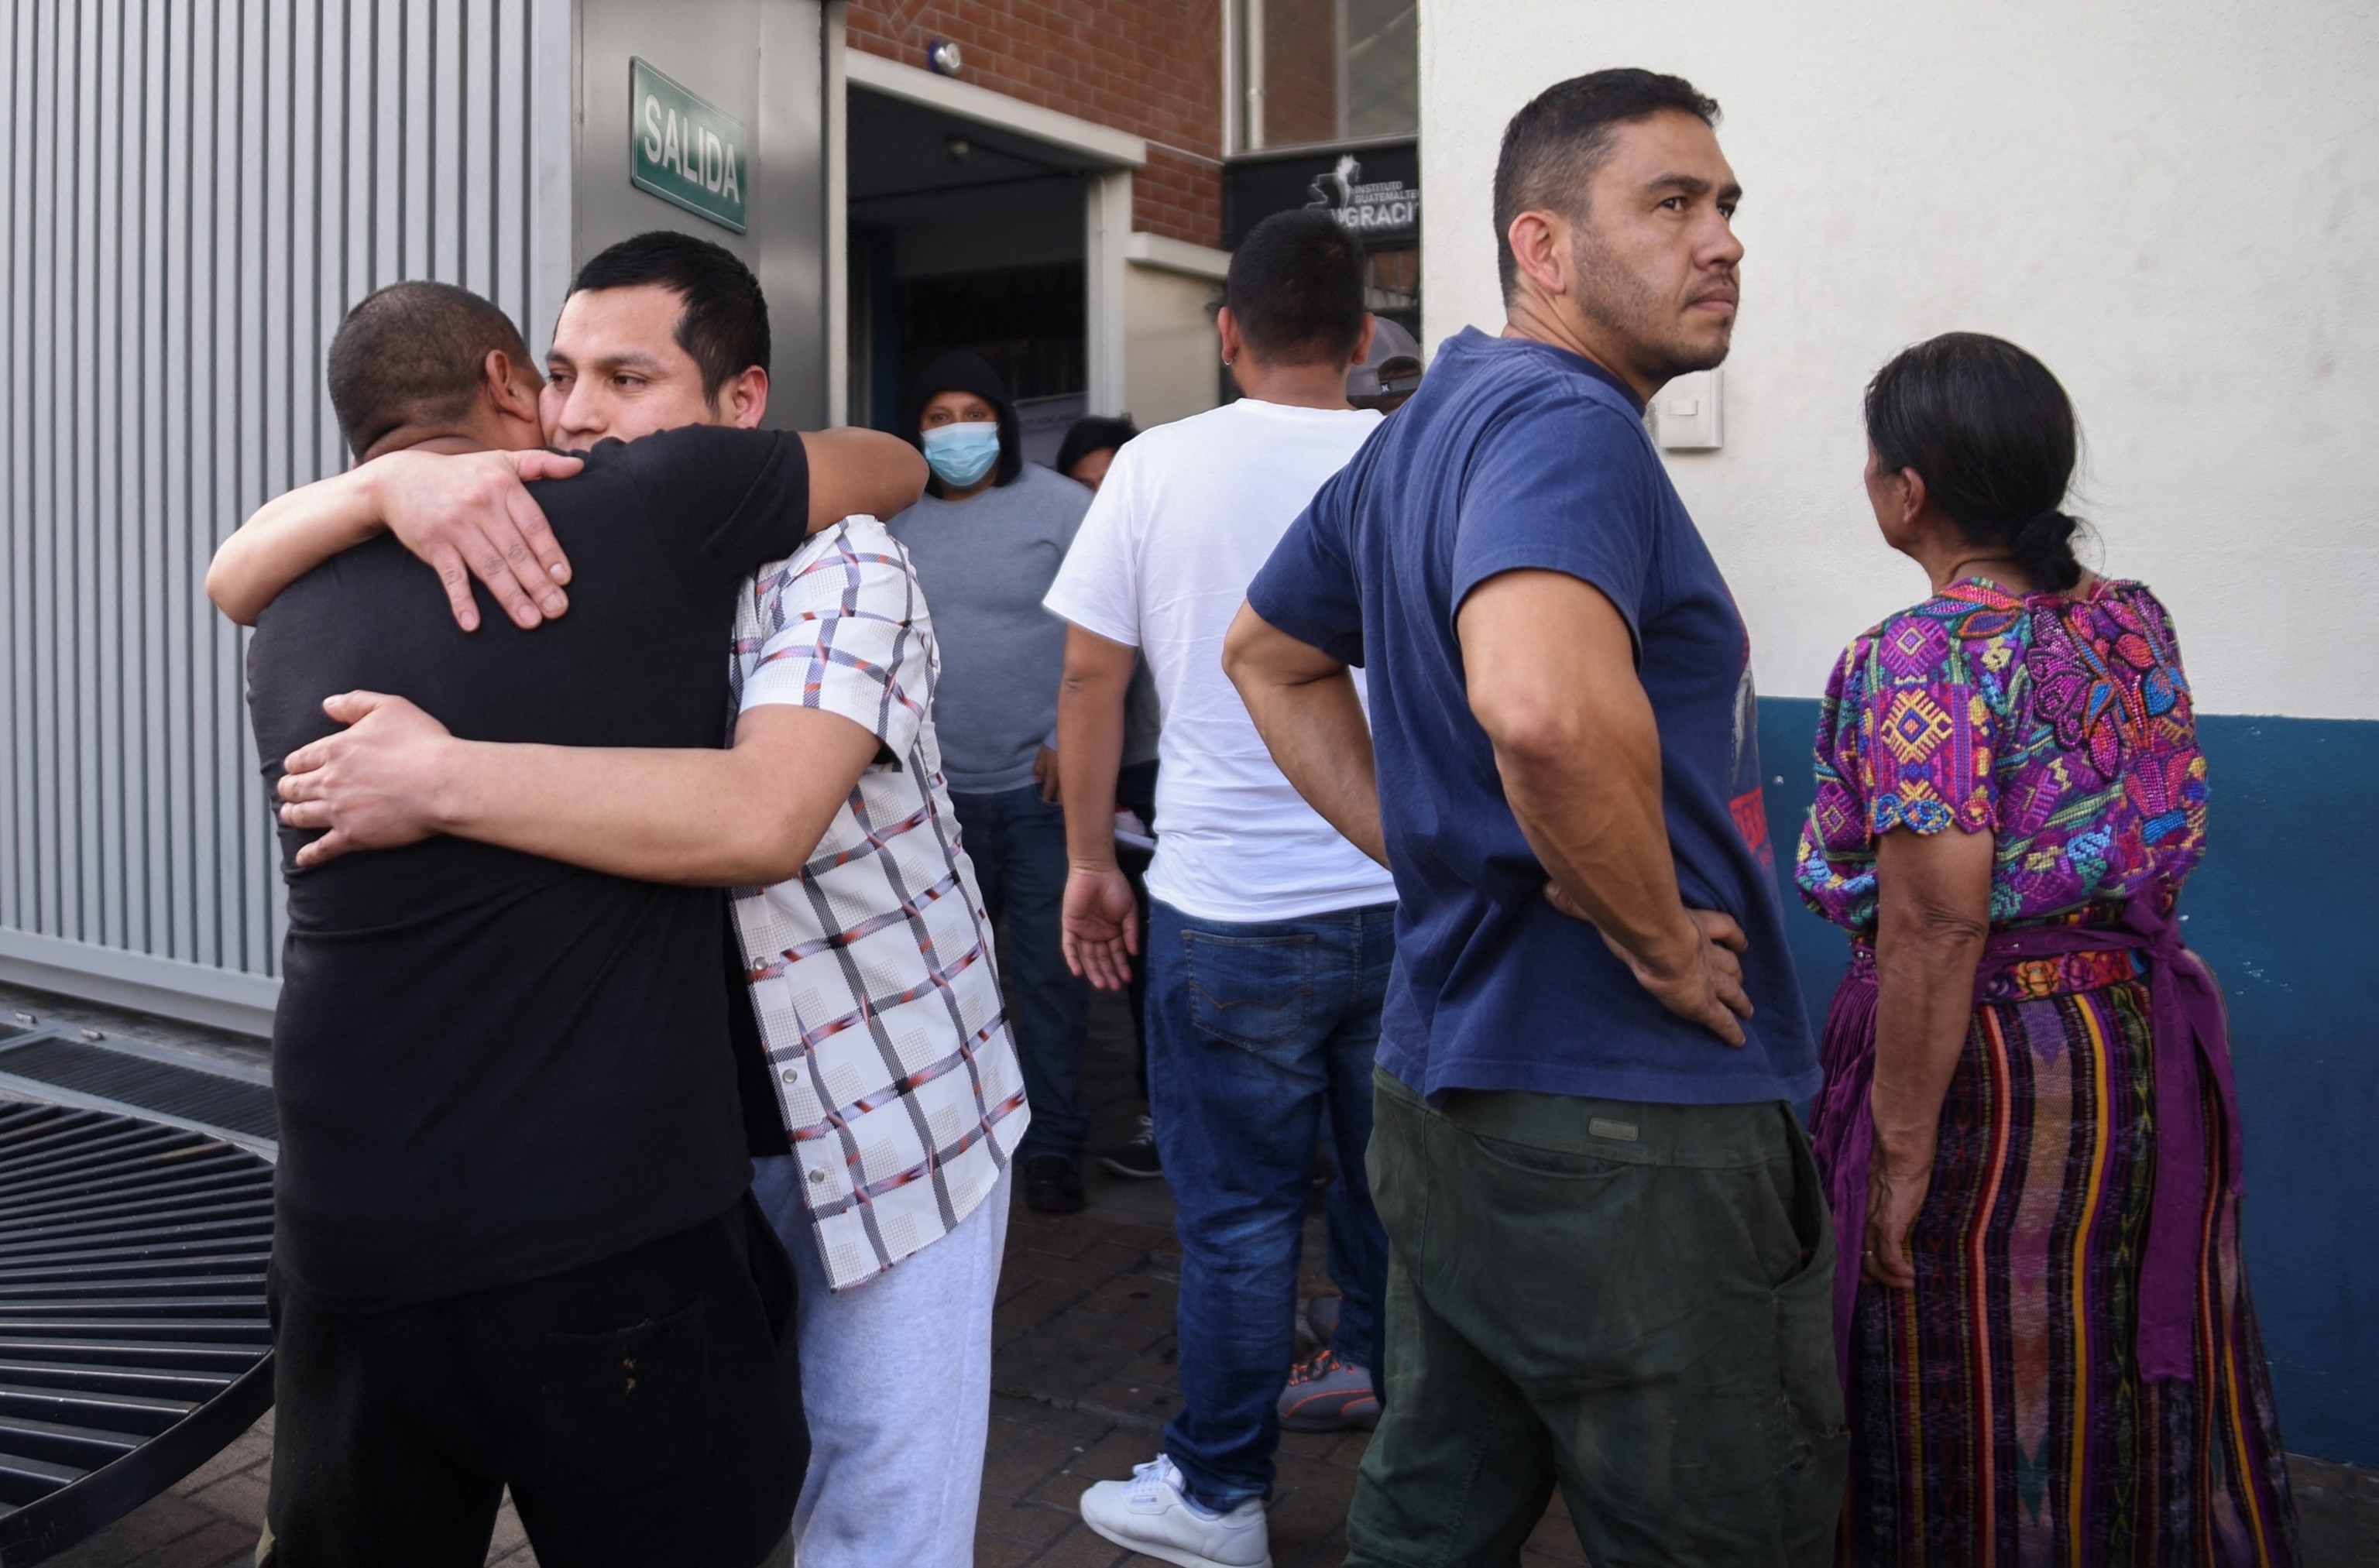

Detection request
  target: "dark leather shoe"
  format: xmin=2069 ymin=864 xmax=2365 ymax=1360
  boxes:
xmin=1022 ymin=1154 xmax=1084 ymax=1215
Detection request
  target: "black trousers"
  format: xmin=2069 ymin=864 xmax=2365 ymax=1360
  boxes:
xmin=1117 ymin=757 xmax=1159 ymax=1098
xmin=261 ymin=1196 xmax=805 ymax=1568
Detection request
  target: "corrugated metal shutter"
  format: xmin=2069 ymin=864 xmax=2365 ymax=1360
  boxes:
xmin=1 ymin=0 xmax=572 ymax=1034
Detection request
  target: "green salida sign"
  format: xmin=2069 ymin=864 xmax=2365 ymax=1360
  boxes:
xmin=630 ymin=58 xmax=747 ymax=234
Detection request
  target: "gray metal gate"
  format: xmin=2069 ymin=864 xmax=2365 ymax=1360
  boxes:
xmin=1 ymin=0 xmax=574 ymax=1034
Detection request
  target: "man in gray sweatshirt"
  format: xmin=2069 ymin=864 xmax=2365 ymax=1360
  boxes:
xmin=886 ymin=350 xmax=1095 ymax=1214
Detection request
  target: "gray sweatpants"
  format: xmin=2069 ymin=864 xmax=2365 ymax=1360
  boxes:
xmin=748 ymin=1158 xmax=1010 ymax=1568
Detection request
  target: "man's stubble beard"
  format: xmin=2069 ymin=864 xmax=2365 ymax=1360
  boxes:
xmin=1568 ymin=227 xmax=1735 ymax=385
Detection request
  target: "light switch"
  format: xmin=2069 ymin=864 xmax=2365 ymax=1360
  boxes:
xmin=1652 ymin=369 xmax=1722 ymax=449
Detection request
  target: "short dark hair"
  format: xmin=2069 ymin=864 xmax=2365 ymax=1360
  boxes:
xmin=1865 ymin=333 xmax=2087 ymax=592
xmin=1055 ymin=417 xmax=1139 ymax=479
xmin=569 ymin=230 xmax=770 ymax=405
xmin=325 ymin=281 xmax=530 ymax=459
xmin=1224 ymin=209 xmax=1367 ymax=366
xmin=1492 ymin=69 xmax=1721 ymax=300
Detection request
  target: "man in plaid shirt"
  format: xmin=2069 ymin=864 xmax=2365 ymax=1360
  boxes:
xmin=733 ymin=515 xmax=1030 ymax=1565
xmin=733 ymin=519 xmax=1025 ymax=1290
xmin=240 ymin=237 xmax=1025 ymax=1567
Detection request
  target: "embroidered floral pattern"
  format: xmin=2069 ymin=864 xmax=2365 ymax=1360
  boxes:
xmin=1797 ymin=577 xmax=2208 ymax=932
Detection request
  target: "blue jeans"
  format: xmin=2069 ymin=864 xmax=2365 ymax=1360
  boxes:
xmin=1146 ymin=898 xmax=1395 ymax=1511
xmin=949 ymin=784 xmax=1089 ymax=1164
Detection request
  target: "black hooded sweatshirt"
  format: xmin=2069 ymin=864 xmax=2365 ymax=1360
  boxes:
xmin=903 ymin=349 xmax=1025 ymax=495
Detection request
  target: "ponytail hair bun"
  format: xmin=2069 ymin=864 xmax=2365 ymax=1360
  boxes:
xmin=2011 ymin=510 xmax=2083 ymax=592
xmin=1865 ymin=333 xmax=2090 ymax=592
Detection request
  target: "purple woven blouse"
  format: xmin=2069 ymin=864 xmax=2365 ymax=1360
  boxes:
xmin=1795 ymin=575 xmax=2208 ymax=939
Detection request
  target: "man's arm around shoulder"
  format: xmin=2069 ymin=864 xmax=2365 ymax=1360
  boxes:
xmin=207 ymin=448 xmax=584 ymax=632
xmin=206 ymin=427 xmax=921 ymax=633
xmin=271 ymin=523 xmax=920 ymax=884
xmin=276 ymin=691 xmax=879 ymax=886
xmin=802 ymin=428 xmax=926 ymax=529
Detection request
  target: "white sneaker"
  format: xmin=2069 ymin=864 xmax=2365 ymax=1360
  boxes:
xmin=1078 ymin=1453 xmax=1272 ymax=1568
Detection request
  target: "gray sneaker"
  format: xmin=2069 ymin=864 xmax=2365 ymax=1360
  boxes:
xmin=1276 ymin=1347 xmax=1378 ymax=1432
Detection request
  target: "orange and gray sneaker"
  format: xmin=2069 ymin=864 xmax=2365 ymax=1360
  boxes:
xmin=1275 ymin=1348 xmax=1379 ymax=1432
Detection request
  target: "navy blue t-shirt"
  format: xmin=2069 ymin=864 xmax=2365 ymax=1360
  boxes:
xmin=1247 ymin=328 xmax=1815 ymax=1106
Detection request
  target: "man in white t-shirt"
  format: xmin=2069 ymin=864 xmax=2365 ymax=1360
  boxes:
xmin=1045 ymin=210 xmax=1398 ymax=1568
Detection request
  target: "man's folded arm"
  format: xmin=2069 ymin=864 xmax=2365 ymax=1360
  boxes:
xmin=276 ymin=691 xmax=880 ymax=886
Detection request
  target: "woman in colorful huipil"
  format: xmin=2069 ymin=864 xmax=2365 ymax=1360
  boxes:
xmin=1797 ymin=334 xmax=2298 ymax=1564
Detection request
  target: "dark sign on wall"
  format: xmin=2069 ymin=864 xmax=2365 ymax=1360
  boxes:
xmin=1225 ymin=139 xmax=1418 ymax=249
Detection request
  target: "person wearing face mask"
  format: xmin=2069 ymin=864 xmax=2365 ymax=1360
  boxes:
xmin=886 ymin=351 xmax=1098 ymax=1215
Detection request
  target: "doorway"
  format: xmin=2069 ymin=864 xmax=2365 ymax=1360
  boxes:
xmin=846 ymin=87 xmax=1100 ymax=459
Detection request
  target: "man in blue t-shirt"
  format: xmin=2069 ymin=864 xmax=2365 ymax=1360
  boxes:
xmin=1226 ymin=70 xmax=1842 ymax=1565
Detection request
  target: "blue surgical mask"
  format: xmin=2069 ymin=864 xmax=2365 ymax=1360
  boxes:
xmin=922 ymin=421 xmax=1002 ymax=489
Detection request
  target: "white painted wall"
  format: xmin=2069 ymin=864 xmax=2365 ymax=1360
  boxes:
xmin=1125 ymin=265 xmax=1226 ymax=429
xmin=1418 ymin=1 xmax=2379 ymax=719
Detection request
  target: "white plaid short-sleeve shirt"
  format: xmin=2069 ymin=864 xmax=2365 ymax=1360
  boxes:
xmin=727 ymin=516 xmax=1027 ymax=1291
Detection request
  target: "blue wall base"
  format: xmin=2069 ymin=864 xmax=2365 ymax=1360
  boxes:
xmin=1757 ymin=701 xmax=2379 ymax=1466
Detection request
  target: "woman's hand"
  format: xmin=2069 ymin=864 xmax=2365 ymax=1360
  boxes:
xmin=1862 ymin=1128 xmax=1935 ymax=1289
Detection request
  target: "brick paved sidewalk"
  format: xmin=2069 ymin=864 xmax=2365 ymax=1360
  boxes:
xmin=976 ymin=1209 xmax=1591 ymax=1568
xmin=39 ymin=1410 xmax=536 ymax=1568
xmin=969 ymin=988 xmax=1588 ymax=1567
xmin=31 ymin=986 xmax=1575 ymax=1568
xmin=19 ymin=979 xmax=2379 ymax=1567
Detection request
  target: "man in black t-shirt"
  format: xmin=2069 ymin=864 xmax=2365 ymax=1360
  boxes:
xmin=225 ymin=270 xmax=923 ymax=1568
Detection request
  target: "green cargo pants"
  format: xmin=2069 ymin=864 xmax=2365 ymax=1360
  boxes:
xmin=1345 ymin=1069 xmax=1845 ymax=1568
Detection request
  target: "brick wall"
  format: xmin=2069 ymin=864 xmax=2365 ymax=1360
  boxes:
xmin=846 ymin=2 xmax=1226 ymax=248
